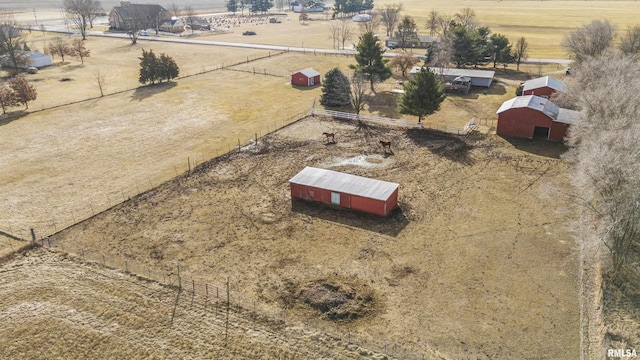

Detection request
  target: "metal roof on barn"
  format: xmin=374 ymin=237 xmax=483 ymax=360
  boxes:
xmin=496 ymin=95 xmax=580 ymax=124
xmin=522 ymin=76 xmax=567 ymax=93
xmin=289 ymin=167 xmax=398 ymax=201
xmin=297 ymin=68 xmax=320 ymax=77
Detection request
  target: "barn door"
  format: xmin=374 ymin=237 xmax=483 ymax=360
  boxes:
xmin=331 ymin=192 xmax=340 ymax=205
xmin=309 ymin=77 xmax=314 ymax=86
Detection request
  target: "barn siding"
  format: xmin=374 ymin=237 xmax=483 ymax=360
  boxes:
xmin=291 ymin=184 xmax=397 ymax=216
xmin=497 ymin=108 xmax=569 ymax=141
xmin=523 ymin=86 xmax=554 ymax=98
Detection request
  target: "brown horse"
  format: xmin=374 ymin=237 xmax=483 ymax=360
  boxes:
xmin=323 ymin=132 xmax=335 ymax=143
xmin=380 ymin=140 xmax=392 ymax=152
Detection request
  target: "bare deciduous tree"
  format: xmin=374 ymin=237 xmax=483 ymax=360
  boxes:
xmin=379 ymin=3 xmax=402 ymax=37
xmin=454 ymin=8 xmax=478 ymax=31
xmin=619 ymin=26 xmax=640 ymax=55
xmin=0 ymin=12 xmax=30 ymax=69
xmin=564 ymin=50 xmax=640 ymax=282
xmin=328 ymin=22 xmax=340 ymax=49
xmin=561 ymin=19 xmax=617 ymax=63
xmin=168 ymin=3 xmax=181 ymax=17
xmin=71 ymin=38 xmax=90 ymax=63
xmin=0 ymin=86 xmax=17 ymax=114
xmin=8 ymin=76 xmax=37 ymax=109
xmin=47 ymin=37 xmax=73 ymax=62
xmin=359 ymin=13 xmax=381 ymax=34
xmin=184 ymin=6 xmax=196 ymax=33
xmin=350 ymin=72 xmax=372 ymax=114
xmin=426 ymin=9 xmax=439 ymax=37
xmin=339 ymin=20 xmax=355 ymax=50
xmin=513 ymin=36 xmax=528 ymax=71
xmin=63 ymin=0 xmax=103 ymax=40
xmin=93 ymin=71 xmax=106 ymax=97
xmin=390 ymin=50 xmax=420 ymax=77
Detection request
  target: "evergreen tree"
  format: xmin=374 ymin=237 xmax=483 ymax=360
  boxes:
xmin=157 ymin=53 xmax=180 ymax=82
xmin=139 ymin=49 xmax=159 ymax=85
xmin=489 ymin=33 xmax=513 ymax=69
xmin=226 ymin=0 xmax=238 ymax=13
xmin=396 ymin=16 xmax=416 ymax=50
xmin=398 ymin=67 xmax=446 ymax=123
xmin=320 ymin=68 xmax=351 ymax=107
xmin=350 ymin=32 xmax=392 ymax=93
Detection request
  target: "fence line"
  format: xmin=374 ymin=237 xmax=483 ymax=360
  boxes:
xmin=33 ymin=235 xmax=435 ymax=360
xmin=312 ymin=108 xmax=482 ymax=135
xmin=1 ymin=110 xmax=310 ymax=241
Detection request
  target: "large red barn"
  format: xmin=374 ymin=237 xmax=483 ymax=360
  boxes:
xmin=289 ymin=167 xmax=399 ymax=217
xmin=291 ymin=68 xmax=321 ymax=87
xmin=496 ymin=95 xmax=579 ymax=141
xmin=522 ymin=76 xmax=567 ymax=98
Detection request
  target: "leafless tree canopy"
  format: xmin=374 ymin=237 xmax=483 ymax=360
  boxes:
xmin=168 ymin=3 xmax=181 ymax=17
xmin=379 ymin=3 xmax=402 ymax=37
xmin=339 ymin=20 xmax=355 ymax=50
xmin=426 ymin=9 xmax=439 ymax=37
xmin=349 ymin=72 xmax=372 ymax=114
xmin=619 ymin=25 xmax=640 ymax=55
xmin=63 ymin=0 xmax=103 ymax=40
xmin=454 ymin=8 xmax=478 ymax=31
xmin=564 ymin=50 xmax=640 ymax=282
xmin=561 ymin=19 xmax=617 ymax=63
xmin=47 ymin=37 xmax=73 ymax=62
xmin=0 ymin=12 xmax=30 ymax=69
xmin=390 ymin=50 xmax=419 ymax=77
xmin=359 ymin=13 xmax=381 ymax=34
xmin=513 ymin=36 xmax=529 ymax=71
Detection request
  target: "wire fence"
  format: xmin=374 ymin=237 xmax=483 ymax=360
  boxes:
xmin=30 ymin=235 xmax=439 ymax=360
xmin=0 ymin=109 xmax=310 ymax=241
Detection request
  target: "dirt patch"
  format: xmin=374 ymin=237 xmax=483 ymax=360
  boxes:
xmin=297 ymin=277 xmax=379 ymax=321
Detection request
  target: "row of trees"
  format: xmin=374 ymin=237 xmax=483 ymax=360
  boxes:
xmin=421 ymin=9 xmax=529 ymax=70
xmin=560 ymin=21 xmax=640 ymax=288
xmin=561 ymin=19 xmax=640 ymax=63
xmin=333 ymin=0 xmax=374 ymax=16
xmin=47 ymin=38 xmax=91 ymax=63
xmin=321 ymin=31 xmax=445 ymax=123
xmin=0 ymin=77 xmax=37 ymax=113
xmin=226 ymin=0 xmax=274 ymax=14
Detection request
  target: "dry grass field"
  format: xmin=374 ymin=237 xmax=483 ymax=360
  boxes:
xmin=47 ymin=116 xmax=580 ymax=359
xmin=4 ymin=2 xmax=636 ymax=358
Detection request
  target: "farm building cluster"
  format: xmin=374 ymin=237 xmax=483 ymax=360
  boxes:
xmin=496 ymin=76 xmax=578 ymax=141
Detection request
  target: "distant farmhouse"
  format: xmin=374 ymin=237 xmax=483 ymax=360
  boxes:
xmin=386 ymin=30 xmax=437 ymax=49
xmin=108 ymin=1 xmax=171 ymax=31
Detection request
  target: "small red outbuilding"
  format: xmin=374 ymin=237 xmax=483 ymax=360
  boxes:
xmin=496 ymin=95 xmax=579 ymax=141
xmin=522 ymin=76 xmax=567 ymax=98
xmin=289 ymin=167 xmax=399 ymax=217
xmin=291 ymin=68 xmax=321 ymax=87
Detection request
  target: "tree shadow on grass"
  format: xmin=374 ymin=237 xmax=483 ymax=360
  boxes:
xmin=131 ymin=81 xmax=177 ymax=101
xmin=291 ymin=199 xmax=409 ymax=237
xmin=406 ymin=128 xmax=475 ymax=165
xmin=367 ymin=91 xmax=399 ymax=118
xmin=0 ymin=110 xmax=29 ymax=127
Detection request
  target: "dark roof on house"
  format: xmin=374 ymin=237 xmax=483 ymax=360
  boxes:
xmin=295 ymin=68 xmax=320 ymax=77
xmin=289 ymin=167 xmax=398 ymax=201
xmin=522 ymin=76 xmax=568 ymax=93
xmin=417 ymin=35 xmax=438 ymax=43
